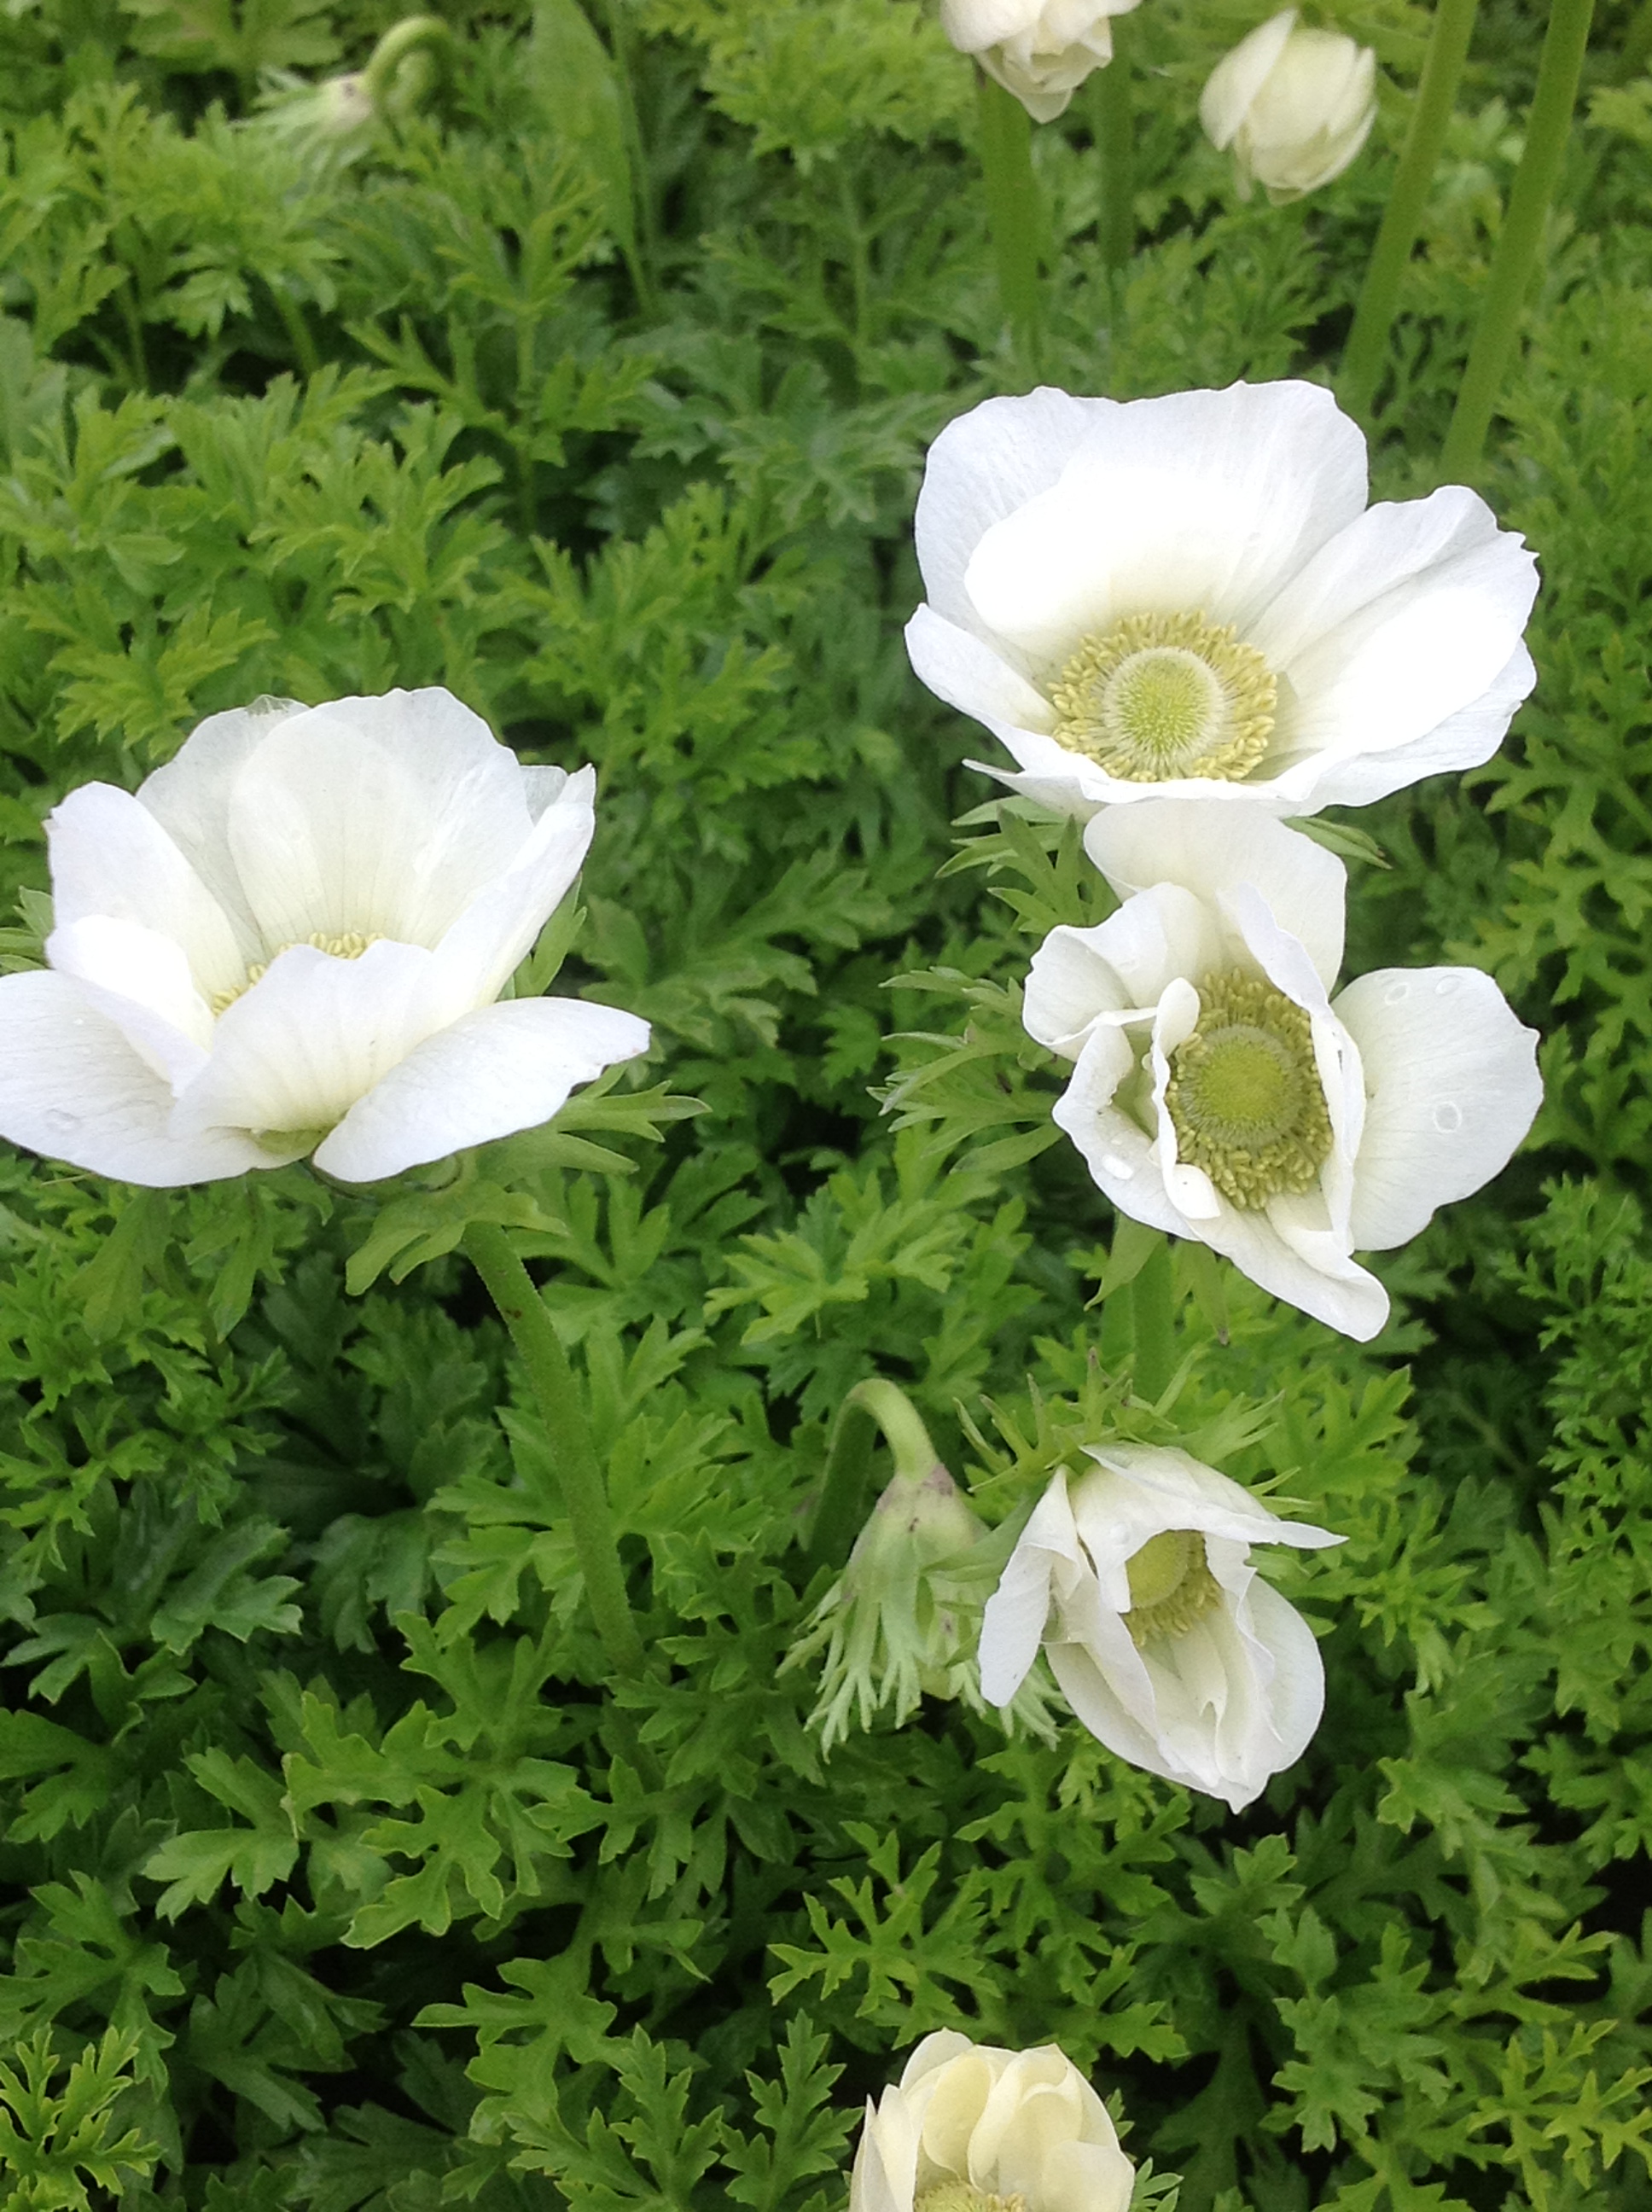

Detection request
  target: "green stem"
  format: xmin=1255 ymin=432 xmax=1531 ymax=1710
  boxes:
xmin=595 ymin=0 xmax=662 ymax=318
xmin=806 ymin=1379 xmax=941 ymax=1575
xmin=463 ymin=1222 xmax=645 ymax=1676
xmin=1613 ymin=0 xmax=1652 ymax=78
xmin=1440 ymin=0 xmax=1597 ymax=480
xmin=1339 ymin=0 xmax=1480 ymax=423
xmin=1091 ymin=15 xmax=1135 ymax=274
xmin=1130 ymin=1238 xmax=1177 ymax=1403
xmin=976 ymin=68 xmax=1044 ymax=369
xmin=361 ymin=14 xmax=449 ymax=111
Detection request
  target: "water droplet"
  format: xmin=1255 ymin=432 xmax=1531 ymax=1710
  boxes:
xmin=1382 ymin=981 xmax=1410 ymax=1007
xmin=1432 ymin=1101 xmax=1463 ymax=1134
xmin=1101 ymin=1153 xmax=1134 ymax=1180
xmin=43 ymin=1109 xmax=79 ymax=1135
xmin=1434 ymin=976 xmax=1459 ymax=997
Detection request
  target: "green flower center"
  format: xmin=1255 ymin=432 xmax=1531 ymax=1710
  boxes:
xmin=1165 ymin=969 xmax=1333 ymax=1210
xmin=1049 ymin=610 xmax=1277 ymax=783
xmin=916 ymin=2190 xmax=1028 ymax=2212
xmin=210 ymin=929 xmax=382 ymax=1016
xmin=1125 ymin=1528 xmax=1222 ymax=1646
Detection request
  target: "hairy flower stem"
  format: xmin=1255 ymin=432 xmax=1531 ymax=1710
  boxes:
xmin=1339 ymin=0 xmax=1480 ymax=423
xmin=1091 ymin=20 xmax=1136 ymax=273
xmin=361 ymin=14 xmax=449 ymax=109
xmin=1440 ymin=0 xmax=1596 ymax=479
xmin=976 ymin=70 xmax=1044 ymax=369
xmin=1131 ymin=1237 xmax=1178 ymax=1403
xmin=463 ymin=1221 xmax=645 ymax=1676
xmin=806 ymin=1379 xmax=942 ymax=1576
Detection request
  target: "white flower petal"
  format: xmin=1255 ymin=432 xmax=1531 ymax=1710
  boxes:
xmin=1085 ymin=801 xmax=1346 ymax=989
xmin=1335 ymin=967 xmax=1542 ymax=1249
xmin=48 ymin=783 xmax=250 ymax=995
xmin=905 ymin=604 xmax=1057 ymax=732
xmin=978 ymin=1470 xmax=1078 ymax=1707
xmin=313 ymin=997 xmax=651 ymax=1183
xmin=170 ymin=940 xmax=448 ymax=1148
xmin=225 ymin=691 xmax=536 ymax=952
xmin=963 ymin=383 xmax=1367 ymax=667
xmin=1241 ymin=1578 xmax=1327 ymax=1780
xmin=47 ymin=917 xmax=213 ymax=1086
xmin=1199 ymin=1197 xmax=1389 ymax=1337
xmin=914 ymin=387 xmax=1106 ymax=635
xmin=852 ymin=2093 xmax=915 ymax=2212
xmin=0 ymin=970 xmax=274 ymax=1185
xmin=428 ymin=766 xmax=596 ymax=1009
xmin=137 ymin=696 xmax=305 ymax=940
xmin=1079 ymin=1446 xmax=1342 ymax=1551
xmin=1302 ymin=642 xmax=1535 ymax=809
xmin=1257 ymin=487 xmax=1539 ymax=763
xmin=1200 ymin=8 xmax=1297 ymax=148
xmin=1050 ymin=1026 xmax=1185 ymax=1235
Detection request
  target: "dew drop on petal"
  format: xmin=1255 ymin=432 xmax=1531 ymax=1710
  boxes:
xmin=1382 ymin=980 xmax=1409 ymax=1007
xmin=1434 ymin=976 xmax=1459 ymax=997
xmin=1102 ymin=1153 xmax=1135 ymax=1179
xmin=1432 ymin=1101 xmax=1463 ymax=1133
xmin=44 ymin=1109 xmax=80 ymax=1135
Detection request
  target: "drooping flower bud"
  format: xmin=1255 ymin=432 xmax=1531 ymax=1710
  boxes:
xmin=249 ymin=15 xmax=447 ymax=172
xmin=1200 ymin=9 xmax=1377 ymax=202
xmin=939 ymin=0 xmax=1141 ymax=123
xmin=850 ymin=2030 xmax=1135 ymax=2212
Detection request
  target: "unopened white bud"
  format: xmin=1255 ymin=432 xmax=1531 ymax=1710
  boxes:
xmin=939 ymin=0 xmax=1140 ymax=122
xmin=1201 ymin=9 xmax=1377 ymax=202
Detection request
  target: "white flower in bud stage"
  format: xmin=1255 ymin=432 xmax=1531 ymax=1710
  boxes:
xmin=905 ymin=380 xmax=1539 ymax=818
xmin=1201 ymin=11 xmax=1378 ymax=203
xmin=1023 ymin=800 xmax=1541 ymax=1339
xmin=850 ymin=2029 xmax=1134 ymax=2212
xmin=939 ymin=0 xmax=1139 ymax=122
xmin=980 ymin=1446 xmax=1341 ymax=1810
xmin=788 ymin=1464 xmax=1056 ymax=1751
xmin=0 ymin=689 xmax=649 ymax=1187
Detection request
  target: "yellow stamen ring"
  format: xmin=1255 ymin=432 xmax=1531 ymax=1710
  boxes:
xmin=1050 ymin=610 xmax=1277 ymax=783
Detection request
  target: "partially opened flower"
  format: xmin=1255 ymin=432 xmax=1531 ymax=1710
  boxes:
xmin=850 ymin=2029 xmax=1134 ymax=2212
xmin=905 ymin=380 xmax=1539 ymax=818
xmin=979 ymin=1446 xmax=1341 ymax=1810
xmin=1201 ymin=11 xmax=1377 ymax=203
xmin=1022 ymin=800 xmax=1541 ymax=1338
xmin=0 ymin=690 xmax=649 ymax=1186
xmin=939 ymin=0 xmax=1139 ymax=121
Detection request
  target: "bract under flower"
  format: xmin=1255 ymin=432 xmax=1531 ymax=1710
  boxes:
xmin=1022 ymin=800 xmax=1542 ymax=1338
xmin=905 ymin=380 xmax=1539 ymax=818
xmin=979 ymin=1446 xmax=1342 ymax=1809
xmin=0 ymin=689 xmax=649 ymax=1186
xmin=850 ymin=2029 xmax=1134 ymax=2212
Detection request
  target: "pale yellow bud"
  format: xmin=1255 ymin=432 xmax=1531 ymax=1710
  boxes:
xmin=939 ymin=0 xmax=1141 ymax=122
xmin=1201 ymin=9 xmax=1377 ymax=202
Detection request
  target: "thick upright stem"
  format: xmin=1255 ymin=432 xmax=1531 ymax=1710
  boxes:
xmin=976 ymin=70 xmax=1044 ymax=368
xmin=1131 ymin=1238 xmax=1177 ymax=1403
xmin=1339 ymin=0 xmax=1480 ymax=423
xmin=806 ymin=1379 xmax=942 ymax=1575
xmin=1091 ymin=18 xmax=1136 ymax=273
xmin=1440 ymin=0 xmax=1596 ymax=479
xmin=463 ymin=1222 xmax=644 ymax=1676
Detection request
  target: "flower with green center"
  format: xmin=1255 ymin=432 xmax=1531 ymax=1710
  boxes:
xmin=1021 ymin=799 xmax=1542 ymax=1339
xmin=850 ymin=2030 xmax=1133 ymax=2212
xmin=980 ymin=1446 xmax=1342 ymax=1809
xmin=905 ymin=380 xmax=1539 ymax=818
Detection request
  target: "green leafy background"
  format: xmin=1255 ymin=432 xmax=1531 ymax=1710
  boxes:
xmin=1 ymin=0 xmax=1649 ymax=2203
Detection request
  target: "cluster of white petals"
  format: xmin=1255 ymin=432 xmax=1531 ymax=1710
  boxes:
xmin=905 ymin=380 xmax=1539 ymax=820
xmin=851 ymin=2029 xmax=1133 ymax=2212
xmin=939 ymin=0 xmax=1138 ymax=121
xmin=0 ymin=689 xmax=649 ymax=1187
xmin=1022 ymin=800 xmax=1541 ymax=1337
xmin=980 ymin=1444 xmax=1341 ymax=1809
xmin=1201 ymin=10 xmax=1377 ymax=202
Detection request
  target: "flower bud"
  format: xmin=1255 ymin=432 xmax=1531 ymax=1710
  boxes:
xmin=850 ymin=2031 xmax=1135 ymax=2212
xmin=939 ymin=0 xmax=1141 ymax=123
xmin=1200 ymin=9 xmax=1377 ymax=202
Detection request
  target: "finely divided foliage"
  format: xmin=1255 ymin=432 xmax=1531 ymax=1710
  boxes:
xmin=0 ymin=1 xmax=1649 ymax=2209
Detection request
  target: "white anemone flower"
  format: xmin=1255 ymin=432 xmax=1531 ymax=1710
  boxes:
xmin=0 ymin=689 xmax=649 ymax=1186
xmin=979 ymin=1447 xmax=1342 ymax=1811
xmin=1201 ymin=12 xmax=1377 ymax=204
xmin=1023 ymin=800 xmax=1541 ymax=1339
xmin=850 ymin=2029 xmax=1134 ymax=2212
xmin=939 ymin=0 xmax=1140 ymax=122
xmin=905 ymin=380 xmax=1539 ymax=818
